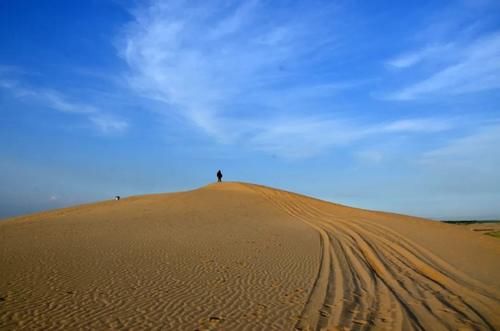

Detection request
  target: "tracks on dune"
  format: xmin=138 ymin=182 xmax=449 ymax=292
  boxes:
xmin=249 ymin=185 xmax=500 ymax=331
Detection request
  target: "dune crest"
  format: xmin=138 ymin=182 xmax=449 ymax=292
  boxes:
xmin=1 ymin=182 xmax=499 ymax=330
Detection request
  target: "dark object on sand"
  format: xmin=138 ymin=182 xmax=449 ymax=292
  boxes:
xmin=217 ymin=170 xmax=223 ymax=182
xmin=115 ymin=196 xmax=120 ymax=201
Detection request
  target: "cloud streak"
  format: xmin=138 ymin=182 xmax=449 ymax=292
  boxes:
xmin=386 ymin=44 xmax=454 ymax=69
xmin=38 ymin=89 xmax=98 ymax=114
xmin=421 ymin=124 xmax=500 ymax=168
xmin=388 ymin=32 xmax=500 ymax=100
xmin=89 ymin=114 xmax=129 ymax=134
xmin=0 ymin=75 xmax=128 ymax=135
xmin=121 ymin=0 xmax=453 ymax=157
xmin=417 ymin=124 xmax=500 ymax=205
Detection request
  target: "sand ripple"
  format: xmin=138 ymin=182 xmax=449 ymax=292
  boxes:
xmin=1 ymin=182 xmax=499 ymax=330
xmin=251 ymin=184 xmax=500 ymax=331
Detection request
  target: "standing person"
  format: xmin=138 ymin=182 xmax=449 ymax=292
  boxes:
xmin=216 ymin=170 xmax=223 ymax=182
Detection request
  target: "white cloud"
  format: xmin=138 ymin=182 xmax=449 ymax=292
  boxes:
xmin=0 ymin=79 xmax=18 ymax=89
xmin=417 ymin=124 xmax=500 ymax=198
xmin=0 ymin=77 xmax=128 ymax=135
xmin=379 ymin=118 xmax=452 ymax=133
xmin=247 ymin=117 xmax=367 ymax=157
xmin=39 ymin=89 xmax=98 ymax=114
xmin=243 ymin=116 xmax=453 ymax=158
xmin=387 ymin=44 xmax=453 ymax=69
xmin=421 ymin=124 xmax=500 ymax=166
xmin=388 ymin=32 xmax=500 ymax=100
xmin=120 ymin=0 xmax=454 ymax=157
xmin=208 ymin=0 xmax=259 ymax=40
xmin=90 ymin=114 xmax=129 ymax=134
xmin=120 ymin=1 xmax=350 ymax=142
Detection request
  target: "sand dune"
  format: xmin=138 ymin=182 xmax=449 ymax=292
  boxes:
xmin=1 ymin=182 xmax=499 ymax=330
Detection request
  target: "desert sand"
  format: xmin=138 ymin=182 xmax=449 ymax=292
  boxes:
xmin=462 ymin=222 xmax=500 ymax=238
xmin=1 ymin=182 xmax=499 ymax=330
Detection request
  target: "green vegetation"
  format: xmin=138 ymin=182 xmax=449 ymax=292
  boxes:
xmin=486 ymin=231 xmax=500 ymax=238
xmin=442 ymin=220 xmax=500 ymax=239
xmin=442 ymin=220 xmax=500 ymax=225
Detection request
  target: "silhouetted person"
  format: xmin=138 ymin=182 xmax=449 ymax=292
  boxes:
xmin=217 ymin=170 xmax=223 ymax=182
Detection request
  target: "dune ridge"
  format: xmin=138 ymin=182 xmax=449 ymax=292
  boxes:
xmin=1 ymin=182 xmax=499 ymax=330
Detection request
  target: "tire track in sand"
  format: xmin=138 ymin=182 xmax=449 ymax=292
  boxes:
xmin=249 ymin=184 xmax=500 ymax=331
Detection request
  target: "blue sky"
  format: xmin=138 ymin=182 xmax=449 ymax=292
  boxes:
xmin=1 ymin=0 xmax=500 ymax=220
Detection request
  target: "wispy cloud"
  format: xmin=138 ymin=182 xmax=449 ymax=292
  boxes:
xmin=120 ymin=1 xmax=344 ymax=153
xmin=89 ymin=114 xmax=128 ymax=134
xmin=421 ymin=124 xmax=500 ymax=167
xmin=387 ymin=32 xmax=500 ymax=100
xmin=208 ymin=0 xmax=259 ymax=40
xmin=0 ymin=73 xmax=128 ymax=135
xmin=120 ymin=0 xmax=453 ymax=157
xmin=38 ymin=89 xmax=98 ymax=114
xmin=121 ymin=1 xmax=323 ymax=130
xmin=386 ymin=43 xmax=453 ymax=69
xmin=378 ymin=118 xmax=453 ymax=133
xmin=246 ymin=117 xmax=365 ymax=157
xmin=418 ymin=124 xmax=500 ymax=199
xmin=230 ymin=116 xmax=453 ymax=158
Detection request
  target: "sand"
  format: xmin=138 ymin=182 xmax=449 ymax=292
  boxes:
xmin=0 ymin=182 xmax=499 ymax=330
xmin=462 ymin=222 xmax=500 ymax=238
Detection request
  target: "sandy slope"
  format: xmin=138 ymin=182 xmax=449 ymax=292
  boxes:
xmin=1 ymin=182 xmax=499 ymax=330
